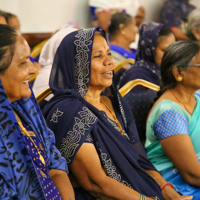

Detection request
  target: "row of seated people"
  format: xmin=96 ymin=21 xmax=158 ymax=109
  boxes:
xmin=3 ymin=1 xmax=198 ymax=199
xmin=1 ymin=23 xmax=199 ymax=200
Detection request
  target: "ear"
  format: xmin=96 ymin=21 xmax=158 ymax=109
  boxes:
xmin=119 ymin=24 xmax=126 ymax=35
xmin=192 ymin=27 xmax=200 ymax=41
xmin=172 ymin=66 xmax=183 ymax=82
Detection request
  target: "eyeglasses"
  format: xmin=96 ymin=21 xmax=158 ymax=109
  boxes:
xmin=187 ymin=64 xmax=200 ymax=67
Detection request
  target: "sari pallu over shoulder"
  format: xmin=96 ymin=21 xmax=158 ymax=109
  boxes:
xmin=42 ymin=28 xmax=163 ymax=199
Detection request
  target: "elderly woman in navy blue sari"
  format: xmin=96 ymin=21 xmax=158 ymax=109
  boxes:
xmin=0 ymin=25 xmax=74 ymax=200
xmin=42 ymin=28 xmax=192 ymax=200
xmin=118 ymin=22 xmax=176 ymax=93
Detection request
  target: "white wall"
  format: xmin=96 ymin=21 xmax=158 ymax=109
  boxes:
xmin=0 ymin=0 xmax=200 ymax=33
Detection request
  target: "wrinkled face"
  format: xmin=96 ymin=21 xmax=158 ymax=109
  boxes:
xmin=0 ymin=35 xmax=37 ymax=102
xmin=89 ymin=33 xmax=115 ymax=91
xmin=124 ymin=19 xmax=136 ymax=43
xmin=0 ymin=16 xmax=7 ymax=25
xmin=181 ymin=51 xmax=200 ymax=90
xmin=154 ymin=33 xmax=176 ymax=66
xmin=8 ymin=16 xmax=21 ymax=31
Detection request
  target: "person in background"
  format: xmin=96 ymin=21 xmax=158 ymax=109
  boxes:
xmin=184 ymin=9 xmax=200 ymax=95
xmin=108 ymin=12 xmax=137 ymax=64
xmin=160 ymin=0 xmax=195 ymax=41
xmin=0 ymin=24 xmax=75 ymax=200
xmin=145 ymin=40 xmax=200 ymax=199
xmin=4 ymin=11 xmax=21 ymax=31
xmin=118 ymin=22 xmax=175 ymax=93
xmin=89 ymin=0 xmax=145 ymax=32
xmin=0 ymin=10 xmax=7 ymax=25
xmin=2 ymin=10 xmax=41 ymax=73
xmin=43 ymin=27 xmax=192 ymax=200
xmin=185 ymin=9 xmax=200 ymax=42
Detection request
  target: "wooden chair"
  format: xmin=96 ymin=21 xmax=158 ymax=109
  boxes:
xmin=31 ymin=39 xmax=49 ymax=58
xmin=114 ymin=58 xmax=135 ymax=73
xmin=119 ymin=79 xmax=160 ymax=97
xmin=36 ymin=88 xmax=52 ymax=104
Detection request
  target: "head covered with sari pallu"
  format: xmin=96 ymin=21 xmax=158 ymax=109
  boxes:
xmin=42 ymin=27 xmax=163 ymax=199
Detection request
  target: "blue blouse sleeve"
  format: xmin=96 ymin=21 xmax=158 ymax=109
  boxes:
xmin=153 ymin=109 xmax=189 ymax=141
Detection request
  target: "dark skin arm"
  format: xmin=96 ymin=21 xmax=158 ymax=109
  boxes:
xmin=49 ymin=169 xmax=75 ymax=200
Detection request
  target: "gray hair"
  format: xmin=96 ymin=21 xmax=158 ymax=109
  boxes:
xmin=185 ymin=9 xmax=200 ymax=40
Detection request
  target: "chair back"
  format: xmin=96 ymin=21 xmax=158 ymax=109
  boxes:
xmin=114 ymin=58 xmax=135 ymax=73
xmin=119 ymin=79 xmax=160 ymax=97
xmin=119 ymin=79 xmax=160 ymax=144
xmin=36 ymin=88 xmax=52 ymax=109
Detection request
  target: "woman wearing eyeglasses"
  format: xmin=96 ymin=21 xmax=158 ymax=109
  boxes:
xmin=145 ymin=40 xmax=200 ymax=198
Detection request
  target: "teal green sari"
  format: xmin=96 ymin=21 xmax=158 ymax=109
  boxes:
xmin=145 ymin=94 xmax=200 ymax=198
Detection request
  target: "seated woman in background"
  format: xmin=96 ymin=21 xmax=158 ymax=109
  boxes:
xmin=160 ymin=0 xmax=195 ymax=41
xmin=185 ymin=9 xmax=200 ymax=95
xmin=89 ymin=0 xmax=145 ymax=32
xmin=185 ymin=9 xmax=200 ymax=42
xmin=0 ymin=24 xmax=74 ymax=199
xmin=118 ymin=22 xmax=175 ymax=93
xmin=43 ymin=28 xmax=191 ymax=200
xmin=145 ymin=40 xmax=200 ymax=199
xmin=0 ymin=10 xmax=7 ymax=24
xmin=108 ymin=12 xmax=137 ymax=65
xmin=33 ymin=26 xmax=76 ymax=97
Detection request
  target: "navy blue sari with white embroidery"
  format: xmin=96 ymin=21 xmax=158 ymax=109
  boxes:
xmin=42 ymin=28 xmax=163 ymax=199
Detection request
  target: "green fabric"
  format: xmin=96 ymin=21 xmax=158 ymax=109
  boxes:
xmin=145 ymin=94 xmax=200 ymax=171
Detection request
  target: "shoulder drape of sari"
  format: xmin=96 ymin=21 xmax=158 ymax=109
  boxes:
xmin=0 ymin=79 xmax=67 ymax=199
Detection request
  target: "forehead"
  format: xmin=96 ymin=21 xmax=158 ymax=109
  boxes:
xmin=92 ymin=34 xmax=108 ymax=50
xmin=13 ymin=35 xmax=30 ymax=60
xmin=192 ymin=50 xmax=200 ymax=63
xmin=157 ymin=33 xmax=175 ymax=47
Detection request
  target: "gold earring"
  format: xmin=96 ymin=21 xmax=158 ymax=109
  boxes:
xmin=177 ymin=76 xmax=183 ymax=82
xmin=121 ymin=30 xmax=126 ymax=35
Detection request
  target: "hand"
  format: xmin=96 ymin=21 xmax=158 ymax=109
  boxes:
xmin=171 ymin=195 xmax=193 ymax=200
xmin=135 ymin=6 xmax=145 ymax=27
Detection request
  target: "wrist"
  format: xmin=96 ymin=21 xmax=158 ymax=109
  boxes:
xmin=161 ymin=184 xmax=180 ymax=200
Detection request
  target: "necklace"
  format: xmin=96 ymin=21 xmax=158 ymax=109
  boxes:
xmin=100 ymin=100 xmax=124 ymax=135
xmin=14 ymin=112 xmax=46 ymax=166
xmin=169 ymin=89 xmax=192 ymax=115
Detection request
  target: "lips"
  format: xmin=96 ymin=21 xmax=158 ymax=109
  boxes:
xmin=22 ymin=80 xmax=29 ymax=85
xmin=101 ymin=70 xmax=113 ymax=78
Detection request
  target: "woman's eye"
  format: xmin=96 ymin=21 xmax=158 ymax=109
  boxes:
xmin=20 ymin=61 xmax=28 ymax=66
xmin=93 ymin=55 xmax=101 ymax=58
xmin=108 ymin=52 xmax=112 ymax=56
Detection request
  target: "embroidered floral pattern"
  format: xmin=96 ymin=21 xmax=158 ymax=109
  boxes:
xmin=74 ymin=28 xmax=95 ymax=97
xmin=99 ymin=149 xmax=132 ymax=188
xmin=50 ymin=108 xmax=63 ymax=123
xmin=60 ymin=107 xmax=97 ymax=163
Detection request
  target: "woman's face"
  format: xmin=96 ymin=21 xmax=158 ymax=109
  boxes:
xmin=90 ymin=34 xmax=115 ymax=91
xmin=154 ymin=33 xmax=176 ymax=66
xmin=180 ymin=51 xmax=200 ymax=90
xmin=124 ymin=19 xmax=136 ymax=43
xmin=0 ymin=35 xmax=37 ymax=103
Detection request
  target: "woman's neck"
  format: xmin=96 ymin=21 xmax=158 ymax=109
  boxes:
xmin=84 ymin=88 xmax=102 ymax=108
xmin=110 ymin=36 xmax=132 ymax=52
xmin=169 ymin=85 xmax=196 ymax=104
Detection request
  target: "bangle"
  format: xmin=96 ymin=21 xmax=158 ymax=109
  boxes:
xmin=161 ymin=182 xmax=173 ymax=191
xmin=139 ymin=194 xmax=146 ymax=200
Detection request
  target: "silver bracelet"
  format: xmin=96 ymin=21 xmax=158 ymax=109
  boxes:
xmin=139 ymin=194 xmax=146 ymax=200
